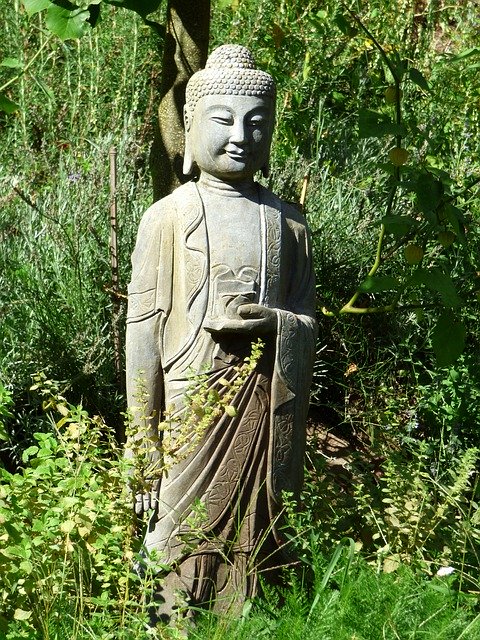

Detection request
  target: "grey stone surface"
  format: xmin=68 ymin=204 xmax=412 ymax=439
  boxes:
xmin=126 ymin=44 xmax=317 ymax=620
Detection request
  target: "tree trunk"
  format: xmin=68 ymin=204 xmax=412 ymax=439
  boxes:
xmin=149 ymin=0 xmax=210 ymax=201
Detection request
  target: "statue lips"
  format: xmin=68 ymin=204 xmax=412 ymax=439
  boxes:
xmin=224 ymin=147 xmax=249 ymax=163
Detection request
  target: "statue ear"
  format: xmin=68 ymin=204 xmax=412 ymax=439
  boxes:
xmin=261 ymin=163 xmax=270 ymax=179
xmin=183 ymin=106 xmax=195 ymax=177
xmin=183 ymin=132 xmax=195 ymax=177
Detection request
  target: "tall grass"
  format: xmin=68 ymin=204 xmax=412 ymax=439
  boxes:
xmin=1 ymin=5 xmax=159 ymax=450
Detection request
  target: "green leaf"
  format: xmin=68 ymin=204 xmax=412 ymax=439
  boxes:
xmin=0 ymin=58 xmax=23 ymax=69
xmin=358 ymin=109 xmax=407 ymax=138
xmin=443 ymin=204 xmax=465 ymax=238
xmin=30 ymin=73 xmax=54 ymax=100
xmin=408 ymin=67 xmax=429 ymax=91
xmin=19 ymin=559 xmax=33 ymax=574
xmin=414 ymin=172 xmax=443 ymax=214
xmin=0 ymin=93 xmax=20 ymax=113
xmin=46 ymin=5 xmax=90 ymax=39
xmin=381 ymin=215 xmax=417 ymax=236
xmin=334 ymin=10 xmax=358 ymax=37
xmin=23 ymin=0 xmax=52 ymax=16
xmin=432 ymin=311 xmax=466 ymax=367
xmin=106 ymin=0 xmax=162 ymax=19
xmin=443 ymin=47 xmax=480 ymax=63
xmin=22 ymin=446 xmax=39 ymax=463
xmin=60 ymin=519 xmax=76 ymax=534
xmin=358 ymin=276 xmax=399 ymax=293
xmin=409 ymin=268 xmax=461 ymax=307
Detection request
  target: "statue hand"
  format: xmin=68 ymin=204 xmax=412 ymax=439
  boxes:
xmin=134 ymin=478 xmax=160 ymax=519
xmin=203 ymin=304 xmax=277 ymax=334
xmin=237 ymin=303 xmax=277 ymax=333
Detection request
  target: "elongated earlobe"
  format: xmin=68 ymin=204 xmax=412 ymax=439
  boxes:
xmin=183 ymin=133 xmax=194 ymax=177
xmin=183 ymin=106 xmax=195 ymax=177
xmin=261 ymin=163 xmax=270 ymax=179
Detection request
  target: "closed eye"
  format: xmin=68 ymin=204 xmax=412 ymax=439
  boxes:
xmin=210 ymin=116 xmax=234 ymax=125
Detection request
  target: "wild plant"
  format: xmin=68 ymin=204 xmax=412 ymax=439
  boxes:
xmin=353 ymin=443 xmax=480 ymax=587
xmin=126 ymin=339 xmax=265 ymax=503
xmin=0 ymin=373 xmax=147 ymax=638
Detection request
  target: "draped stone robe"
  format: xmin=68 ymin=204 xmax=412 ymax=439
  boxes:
xmin=126 ymin=180 xmax=317 ymax=612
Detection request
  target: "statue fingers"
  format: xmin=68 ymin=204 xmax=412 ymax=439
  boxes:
xmin=134 ymin=492 xmax=145 ymax=518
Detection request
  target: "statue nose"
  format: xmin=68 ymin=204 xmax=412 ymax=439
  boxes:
xmin=229 ymin=121 xmax=247 ymax=145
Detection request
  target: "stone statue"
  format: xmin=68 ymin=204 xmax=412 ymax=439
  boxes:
xmin=125 ymin=44 xmax=317 ymax=621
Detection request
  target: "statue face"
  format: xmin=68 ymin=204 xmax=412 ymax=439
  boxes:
xmin=187 ymin=94 xmax=274 ymax=181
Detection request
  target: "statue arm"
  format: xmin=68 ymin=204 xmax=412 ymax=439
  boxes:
xmin=124 ymin=202 xmax=170 ymax=516
xmin=274 ymin=215 xmax=318 ymax=393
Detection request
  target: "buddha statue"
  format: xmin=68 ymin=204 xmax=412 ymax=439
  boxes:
xmin=125 ymin=44 xmax=317 ymax=622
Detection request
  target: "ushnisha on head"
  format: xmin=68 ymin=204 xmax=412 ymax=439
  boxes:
xmin=183 ymin=44 xmax=276 ymax=181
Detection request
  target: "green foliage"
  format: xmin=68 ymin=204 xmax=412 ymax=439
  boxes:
xmin=1 ymin=3 xmax=157 ymax=442
xmin=1 ymin=378 xmax=479 ymax=637
xmin=211 ymin=0 xmax=480 ymax=450
xmin=0 ymin=375 xmax=147 ymax=638
xmin=297 ymin=434 xmax=480 ymax=597
xmin=213 ymin=0 xmax=480 ymax=366
xmin=20 ymin=0 xmax=162 ymax=40
xmin=0 ymin=383 xmax=14 ymax=442
xmin=127 ymin=340 xmax=264 ymax=505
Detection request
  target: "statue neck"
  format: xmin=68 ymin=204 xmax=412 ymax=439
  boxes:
xmin=198 ymin=173 xmax=259 ymax=199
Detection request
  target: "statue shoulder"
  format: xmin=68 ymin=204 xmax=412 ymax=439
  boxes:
xmin=257 ymin=183 xmax=309 ymax=232
xmin=139 ymin=182 xmax=195 ymax=235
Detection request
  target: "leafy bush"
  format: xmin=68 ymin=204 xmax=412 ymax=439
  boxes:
xmin=0 ymin=375 xmax=145 ymax=638
xmin=297 ymin=434 xmax=480 ymax=598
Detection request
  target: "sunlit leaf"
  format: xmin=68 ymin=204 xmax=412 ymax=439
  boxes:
xmin=0 ymin=58 xmax=23 ymax=69
xmin=383 ymin=556 xmax=400 ymax=573
xmin=19 ymin=559 xmax=33 ymax=574
xmin=46 ymin=5 xmax=90 ymax=40
xmin=13 ymin=609 xmax=32 ymax=621
xmin=60 ymin=519 xmax=76 ymax=534
xmin=21 ymin=446 xmax=39 ymax=463
xmin=23 ymin=0 xmax=51 ymax=16
xmin=443 ymin=47 xmax=480 ymax=63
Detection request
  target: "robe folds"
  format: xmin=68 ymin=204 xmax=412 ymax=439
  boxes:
xmin=126 ymin=180 xmax=317 ymax=609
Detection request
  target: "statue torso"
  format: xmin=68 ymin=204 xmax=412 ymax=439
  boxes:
xmin=199 ymin=181 xmax=262 ymax=318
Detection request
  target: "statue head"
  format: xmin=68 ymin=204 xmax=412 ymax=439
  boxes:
xmin=183 ymin=44 xmax=276 ymax=181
